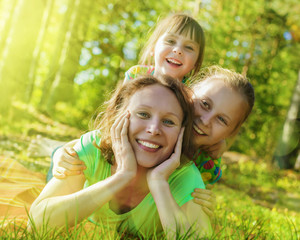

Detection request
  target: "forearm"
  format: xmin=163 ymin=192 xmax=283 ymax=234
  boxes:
xmin=149 ymin=180 xmax=191 ymax=238
xmin=149 ymin=180 xmax=212 ymax=239
xmin=29 ymin=172 xmax=134 ymax=229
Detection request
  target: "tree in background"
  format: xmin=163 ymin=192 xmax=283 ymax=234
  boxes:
xmin=0 ymin=0 xmax=299 ymax=167
xmin=273 ymin=70 xmax=300 ymax=169
xmin=199 ymin=0 xmax=300 ymax=165
xmin=0 ymin=0 xmax=44 ymax=114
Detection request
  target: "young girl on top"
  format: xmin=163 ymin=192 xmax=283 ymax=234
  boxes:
xmin=125 ymin=13 xmax=205 ymax=84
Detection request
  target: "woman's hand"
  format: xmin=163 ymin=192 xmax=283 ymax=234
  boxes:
xmin=52 ymin=140 xmax=86 ymax=179
xmin=147 ymin=127 xmax=184 ymax=182
xmin=191 ymin=184 xmax=216 ymax=220
xmin=111 ymin=111 xmax=137 ymax=177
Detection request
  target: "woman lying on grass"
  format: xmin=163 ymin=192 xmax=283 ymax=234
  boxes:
xmin=29 ymin=66 xmax=254 ymax=238
xmin=28 ymin=75 xmax=211 ymax=238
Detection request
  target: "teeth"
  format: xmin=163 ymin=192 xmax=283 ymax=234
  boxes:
xmin=167 ymin=58 xmax=182 ymax=65
xmin=193 ymin=124 xmax=205 ymax=135
xmin=138 ymin=140 xmax=160 ymax=149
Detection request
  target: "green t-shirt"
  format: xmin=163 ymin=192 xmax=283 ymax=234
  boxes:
xmin=74 ymin=130 xmax=205 ymax=237
xmin=124 ymin=65 xmax=223 ymax=185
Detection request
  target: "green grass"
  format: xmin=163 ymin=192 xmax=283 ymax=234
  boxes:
xmin=1 ymin=208 xmax=298 ymax=240
xmin=0 ymin=104 xmax=299 ymax=239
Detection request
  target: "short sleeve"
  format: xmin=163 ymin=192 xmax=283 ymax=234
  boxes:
xmin=73 ymin=130 xmax=101 ymax=179
xmin=169 ymin=163 xmax=205 ymax=206
xmin=193 ymin=151 xmax=222 ymax=185
xmin=124 ymin=65 xmax=155 ymax=83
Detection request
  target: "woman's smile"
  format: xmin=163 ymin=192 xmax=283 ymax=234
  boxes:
xmin=137 ymin=139 xmax=161 ymax=152
xmin=126 ymin=84 xmax=183 ymax=168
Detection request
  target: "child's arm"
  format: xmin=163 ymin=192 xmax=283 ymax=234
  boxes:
xmin=52 ymin=139 xmax=86 ymax=179
xmin=191 ymin=150 xmax=222 ymax=220
xmin=148 ymin=129 xmax=212 ymax=238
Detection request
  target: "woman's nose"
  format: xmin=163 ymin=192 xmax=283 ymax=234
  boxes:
xmin=146 ymin=120 xmax=161 ymax=135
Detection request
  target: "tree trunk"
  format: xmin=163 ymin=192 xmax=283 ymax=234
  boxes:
xmin=26 ymin=0 xmax=55 ymax=103
xmin=45 ymin=0 xmax=92 ymax=113
xmin=294 ymin=149 xmax=300 ymax=170
xmin=0 ymin=0 xmax=24 ymax=114
xmin=0 ymin=0 xmax=44 ymax=113
xmin=0 ymin=0 xmax=18 ymax=61
xmin=273 ymin=70 xmax=300 ymax=169
xmin=39 ymin=0 xmax=77 ymax=111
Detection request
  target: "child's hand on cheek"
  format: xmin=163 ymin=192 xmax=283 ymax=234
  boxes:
xmin=147 ymin=127 xmax=184 ymax=183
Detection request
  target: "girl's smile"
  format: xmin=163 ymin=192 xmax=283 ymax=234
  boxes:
xmin=192 ymin=79 xmax=246 ymax=147
xmin=154 ymin=32 xmax=199 ymax=81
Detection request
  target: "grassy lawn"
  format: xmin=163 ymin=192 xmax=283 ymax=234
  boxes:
xmin=0 ymin=103 xmax=299 ymax=239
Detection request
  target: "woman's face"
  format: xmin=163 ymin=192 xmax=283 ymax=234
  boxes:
xmin=126 ymin=84 xmax=183 ymax=168
xmin=191 ymin=79 xmax=245 ymax=148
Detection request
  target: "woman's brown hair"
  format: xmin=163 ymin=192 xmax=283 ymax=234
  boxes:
xmin=93 ymin=75 xmax=194 ymax=163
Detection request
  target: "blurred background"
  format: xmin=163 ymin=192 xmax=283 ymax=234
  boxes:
xmin=0 ymin=0 xmax=299 ymax=165
xmin=0 ymin=0 xmax=299 ymax=238
xmin=1 ymin=0 xmax=299 ymax=168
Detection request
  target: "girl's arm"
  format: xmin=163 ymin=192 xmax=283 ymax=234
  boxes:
xmin=191 ymin=184 xmax=216 ymax=220
xmin=147 ymin=129 xmax=212 ymax=238
xmin=149 ymin=181 xmax=212 ymax=239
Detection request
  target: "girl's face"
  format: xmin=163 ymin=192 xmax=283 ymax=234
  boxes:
xmin=153 ymin=32 xmax=199 ymax=81
xmin=191 ymin=79 xmax=246 ymax=148
xmin=126 ymin=84 xmax=183 ymax=168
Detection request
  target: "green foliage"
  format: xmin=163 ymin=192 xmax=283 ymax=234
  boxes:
xmin=0 ymin=1 xmax=299 ymax=159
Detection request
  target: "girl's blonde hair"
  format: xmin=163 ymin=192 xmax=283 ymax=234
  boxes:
xmin=139 ymin=13 xmax=205 ymax=78
xmin=93 ymin=75 xmax=194 ymax=163
xmin=190 ymin=65 xmax=255 ymax=134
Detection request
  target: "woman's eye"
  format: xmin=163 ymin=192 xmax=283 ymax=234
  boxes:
xmin=163 ymin=119 xmax=175 ymax=126
xmin=137 ymin=112 xmax=149 ymax=118
xmin=218 ymin=116 xmax=227 ymax=125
